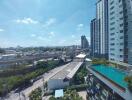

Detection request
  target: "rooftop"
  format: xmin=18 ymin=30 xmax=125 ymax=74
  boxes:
xmin=92 ymin=64 xmax=127 ymax=88
xmin=85 ymin=58 xmax=92 ymax=62
xmin=76 ymin=54 xmax=86 ymax=59
xmin=55 ymin=89 xmax=64 ymax=98
xmin=51 ymin=61 xmax=83 ymax=79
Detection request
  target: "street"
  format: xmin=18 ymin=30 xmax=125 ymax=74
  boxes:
xmin=3 ymin=63 xmax=69 ymax=100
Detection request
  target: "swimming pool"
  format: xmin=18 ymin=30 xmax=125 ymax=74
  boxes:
xmin=92 ymin=65 xmax=127 ymax=88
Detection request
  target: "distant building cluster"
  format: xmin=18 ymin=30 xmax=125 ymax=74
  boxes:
xmin=91 ymin=0 xmax=132 ymax=64
xmin=81 ymin=35 xmax=89 ymax=50
xmin=0 ymin=46 xmax=83 ymax=68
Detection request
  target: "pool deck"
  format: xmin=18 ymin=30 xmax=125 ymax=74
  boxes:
xmin=92 ymin=67 xmax=126 ymax=91
xmin=92 ymin=64 xmax=127 ymax=88
xmin=87 ymin=67 xmax=132 ymax=100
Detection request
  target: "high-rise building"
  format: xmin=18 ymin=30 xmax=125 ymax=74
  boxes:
xmin=90 ymin=0 xmax=109 ymax=58
xmin=108 ymin=0 xmax=132 ymax=64
xmin=96 ymin=0 xmax=109 ymax=58
xmin=81 ymin=35 xmax=89 ymax=49
xmin=90 ymin=18 xmax=99 ymax=57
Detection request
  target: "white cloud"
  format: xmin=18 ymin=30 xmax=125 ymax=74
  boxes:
xmin=71 ymin=35 xmax=75 ymax=38
xmin=77 ymin=24 xmax=84 ymax=31
xmin=0 ymin=28 xmax=4 ymax=32
xmin=43 ymin=18 xmax=56 ymax=28
xmin=48 ymin=31 xmax=55 ymax=37
xmin=15 ymin=18 xmax=38 ymax=24
xmin=31 ymin=34 xmax=37 ymax=37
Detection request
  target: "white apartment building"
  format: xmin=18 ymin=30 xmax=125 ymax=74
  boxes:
xmin=108 ymin=0 xmax=132 ymax=64
xmin=96 ymin=0 xmax=109 ymax=58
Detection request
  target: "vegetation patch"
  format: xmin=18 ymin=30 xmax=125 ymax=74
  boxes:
xmin=0 ymin=59 xmax=65 ymax=96
xmin=66 ymin=84 xmax=89 ymax=91
xmin=92 ymin=58 xmax=109 ymax=65
xmin=124 ymin=76 xmax=132 ymax=92
xmin=29 ymin=87 xmax=42 ymax=100
xmin=73 ymin=64 xmax=88 ymax=85
xmin=92 ymin=58 xmax=129 ymax=70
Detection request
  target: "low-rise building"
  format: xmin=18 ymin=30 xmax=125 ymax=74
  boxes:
xmin=47 ymin=53 xmax=88 ymax=90
xmin=0 ymin=54 xmax=17 ymax=61
xmin=47 ymin=61 xmax=83 ymax=90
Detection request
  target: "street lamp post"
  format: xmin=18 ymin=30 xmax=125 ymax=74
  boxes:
xmin=19 ymin=92 xmax=21 ymax=100
xmin=41 ymin=76 xmax=45 ymax=99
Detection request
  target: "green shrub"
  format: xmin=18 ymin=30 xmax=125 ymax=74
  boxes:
xmin=124 ymin=76 xmax=132 ymax=92
xmin=73 ymin=65 xmax=88 ymax=84
xmin=29 ymin=87 xmax=42 ymax=100
xmin=92 ymin=58 xmax=109 ymax=65
xmin=66 ymin=84 xmax=89 ymax=91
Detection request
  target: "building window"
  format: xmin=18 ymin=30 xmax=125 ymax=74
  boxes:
xmin=110 ymin=48 xmax=115 ymax=51
xmin=110 ymin=11 xmax=115 ymax=15
xmin=110 ymin=53 xmax=115 ymax=56
xmin=110 ymin=33 xmax=115 ymax=35
xmin=120 ymin=55 xmax=123 ymax=58
xmin=110 ymin=43 xmax=115 ymax=45
xmin=110 ymin=1 xmax=114 ymax=5
xmin=120 ymin=36 xmax=124 ymax=39
xmin=120 ymin=49 xmax=123 ymax=51
xmin=110 ymin=22 xmax=115 ymax=25
xmin=120 ymin=23 xmax=123 ymax=27
xmin=120 ymin=17 xmax=123 ymax=20
xmin=119 ymin=11 xmax=123 ymax=14
xmin=110 ymin=38 xmax=115 ymax=40
xmin=119 ymin=0 xmax=121 ymax=3
xmin=110 ymin=6 xmax=114 ymax=10
xmin=120 ymin=43 xmax=124 ymax=45
xmin=120 ymin=30 xmax=123 ymax=33
xmin=110 ymin=16 xmax=115 ymax=20
xmin=110 ymin=27 xmax=115 ymax=30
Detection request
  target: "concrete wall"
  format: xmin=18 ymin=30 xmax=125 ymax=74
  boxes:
xmin=48 ymin=79 xmax=69 ymax=90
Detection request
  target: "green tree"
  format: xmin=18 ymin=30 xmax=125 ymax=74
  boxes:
xmin=49 ymin=96 xmax=56 ymax=100
xmin=125 ymin=76 xmax=132 ymax=91
xmin=29 ymin=88 xmax=42 ymax=100
xmin=74 ymin=66 xmax=87 ymax=84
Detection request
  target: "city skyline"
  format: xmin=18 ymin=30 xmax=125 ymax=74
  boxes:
xmin=0 ymin=0 xmax=96 ymax=47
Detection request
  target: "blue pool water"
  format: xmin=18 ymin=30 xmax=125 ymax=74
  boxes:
xmin=92 ymin=65 xmax=127 ymax=88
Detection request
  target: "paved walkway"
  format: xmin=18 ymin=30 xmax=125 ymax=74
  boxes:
xmin=78 ymin=91 xmax=87 ymax=100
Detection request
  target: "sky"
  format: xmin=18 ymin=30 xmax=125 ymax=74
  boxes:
xmin=0 ymin=0 xmax=96 ymax=47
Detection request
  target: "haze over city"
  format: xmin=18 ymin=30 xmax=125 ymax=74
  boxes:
xmin=0 ymin=0 xmax=132 ymax=100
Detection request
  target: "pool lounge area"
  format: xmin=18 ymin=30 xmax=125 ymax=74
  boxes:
xmin=92 ymin=64 xmax=127 ymax=88
xmin=85 ymin=58 xmax=132 ymax=100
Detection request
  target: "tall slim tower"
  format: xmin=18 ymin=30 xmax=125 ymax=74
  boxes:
xmin=91 ymin=18 xmax=99 ymax=57
xmin=81 ymin=35 xmax=89 ymax=49
xmin=91 ymin=0 xmax=108 ymax=58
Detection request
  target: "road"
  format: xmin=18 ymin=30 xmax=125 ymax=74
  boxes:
xmin=3 ymin=63 xmax=70 ymax=100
